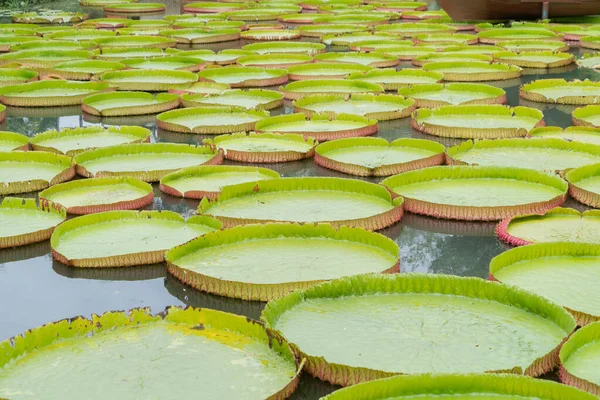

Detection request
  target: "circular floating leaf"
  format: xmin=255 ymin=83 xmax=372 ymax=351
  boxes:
xmin=183 ymin=1 xmax=247 ymax=13
xmin=398 ymin=83 xmax=506 ymax=107
xmin=287 ymin=62 xmax=372 ymax=81
xmin=314 ymin=14 xmax=390 ymax=25
xmin=100 ymin=69 xmax=198 ymax=91
xmin=93 ymin=36 xmax=176 ymax=49
xmin=493 ymin=51 xmax=574 ymax=68
xmin=0 ymin=131 xmax=28 ymax=151
xmin=0 ymin=50 xmax=95 ymax=68
xmin=0 ymin=68 xmax=37 ymax=87
xmin=281 ymin=80 xmax=384 ymax=100
xmin=491 ymin=242 xmax=600 ymax=325
xmin=530 ymin=126 xmax=600 ymax=145
xmin=376 ymin=22 xmax=457 ymax=37
xmin=560 ymin=321 xmax=600 ymax=395
xmin=38 ymin=60 xmax=127 ymax=81
xmin=298 ymin=24 xmax=368 ymax=38
xmin=205 ymin=132 xmax=316 ymax=163
xmin=242 ymin=41 xmax=325 ymax=55
xmin=315 ymin=137 xmax=445 ymax=176
xmin=197 ymin=66 xmax=288 ymax=88
xmin=412 ymin=105 xmax=543 ymax=139
xmin=0 ymin=197 xmax=66 ymax=249
xmin=167 ymin=49 xmax=254 ymax=66
xmin=240 ymin=29 xmax=301 ymax=41
xmin=478 ymin=28 xmax=563 ymax=44
xmin=82 ymin=91 xmax=180 ymax=116
xmin=96 ymin=47 xmax=167 ymax=60
xmin=577 ymin=53 xmax=600 ymax=69
xmin=321 ymin=33 xmax=395 ymax=46
xmin=160 ymin=165 xmax=280 ymax=199
xmin=160 ymin=28 xmax=240 ymax=44
xmin=170 ymin=81 xmax=230 ymax=95
xmin=414 ymin=33 xmax=478 ymax=45
xmin=497 ymin=207 xmax=600 ymax=247
xmin=103 ymin=2 xmax=166 ymax=13
xmin=166 ymin=223 xmax=399 ymax=301
xmin=262 ymin=273 xmax=575 ymax=385
xmin=402 ymin=10 xmax=447 ymax=19
xmin=573 ymin=105 xmax=600 ymax=128
xmin=294 ymin=93 xmax=416 ymax=121
xmin=40 ymin=177 xmax=153 ymax=215
xmin=321 ymin=373 xmax=597 ymax=400
xmin=422 ymin=61 xmax=522 ymax=82
xmin=157 ymin=106 xmax=268 ymax=134
xmin=373 ymin=1 xmax=427 ymax=11
xmin=119 ymin=56 xmax=205 ymax=72
xmin=74 ymin=143 xmax=222 ymax=182
xmin=46 ymin=29 xmax=116 ymax=41
xmin=350 ymin=39 xmax=413 ymax=52
xmin=198 ymin=176 xmax=404 ymax=230
xmin=255 ymin=113 xmax=378 ymax=141
xmin=314 ymin=51 xmax=399 ymax=67
xmin=347 ymin=69 xmax=444 ymax=91
xmin=580 ymin=36 xmax=600 ymax=50
xmin=412 ymin=52 xmax=492 ymax=67
xmin=374 ymin=45 xmax=436 ymax=61
xmin=30 ymin=125 xmax=151 ymax=156
xmin=382 ymin=165 xmax=567 ymax=221
xmin=76 ymin=17 xmax=131 ymax=29
xmin=0 ymin=80 xmax=113 ymax=107
xmin=0 ymin=151 xmax=75 ymax=195
xmin=0 ymin=36 xmax=44 ymax=52
xmin=521 ymin=79 xmax=600 ymax=105
xmin=443 ymin=44 xmax=505 ymax=54
xmin=226 ymin=8 xmax=301 ymax=22
xmin=498 ymin=39 xmax=569 ymax=52
xmin=12 ymin=11 xmax=88 ymax=24
xmin=181 ymin=89 xmax=283 ymax=110
xmin=236 ymin=54 xmax=313 ymax=69
xmin=566 ymin=163 xmax=600 ymax=208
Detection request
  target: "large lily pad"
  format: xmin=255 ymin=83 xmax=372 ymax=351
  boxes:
xmin=119 ymin=56 xmax=205 ymax=72
xmin=156 ymin=106 xmax=268 ymax=134
xmin=198 ymin=177 xmax=404 ymax=230
xmin=99 ymin=69 xmax=198 ymax=91
xmin=565 ymin=163 xmax=600 ymax=208
xmin=38 ymin=60 xmax=126 ymax=81
xmin=422 ymin=61 xmax=523 ymax=82
xmin=0 ymin=36 xmax=44 ymax=52
xmin=299 ymin=24 xmax=368 ymax=38
xmin=0 ymin=197 xmax=66 ymax=249
xmin=447 ymin=138 xmax=600 ymax=172
xmin=281 ymin=79 xmax=384 ymax=100
xmin=350 ymin=39 xmax=413 ymax=52
xmin=497 ymin=39 xmax=569 ymax=52
xmin=577 ymin=53 xmax=600 ymax=69
xmin=166 ymin=223 xmax=399 ymax=301
xmin=242 ymin=41 xmax=325 ymax=55
xmin=382 ymin=165 xmax=567 ymax=220
xmin=412 ymin=52 xmax=493 ymax=66
xmin=240 ymin=29 xmax=301 ymax=41
xmin=573 ymin=105 xmax=600 ymax=127
xmin=521 ymin=79 xmax=600 ymax=105
xmin=398 ymin=83 xmax=506 ymax=107
xmin=314 ymin=51 xmax=398 ymax=67
xmin=444 ymin=44 xmax=505 ymax=54
xmin=236 ymin=54 xmax=312 ymax=69
xmin=493 ymin=51 xmax=574 ymax=68
xmin=170 ymin=81 xmax=230 ymax=95
xmin=181 ymin=89 xmax=283 ymax=110
xmin=0 ymin=131 xmax=28 ymax=151
xmin=412 ymin=105 xmax=543 ymax=139
xmin=478 ymin=28 xmax=562 ymax=44
xmin=375 ymin=46 xmax=437 ymax=61
xmin=93 ymin=36 xmax=176 ymax=49
xmin=197 ymin=66 xmax=288 ymax=87
xmin=160 ymin=28 xmax=240 ymax=44
xmin=560 ymin=321 xmax=600 ymax=395
xmin=491 ymin=242 xmax=600 ymax=325
xmin=294 ymin=93 xmax=416 ymax=120
xmin=0 ymin=151 xmax=75 ymax=195
xmin=204 ymin=132 xmax=316 ymax=163
xmin=262 ymin=273 xmax=575 ymax=385
xmin=414 ymin=33 xmax=478 ymax=45
xmin=376 ymin=22 xmax=456 ymax=37
xmin=0 ymin=49 xmax=95 ymax=68
xmin=255 ymin=113 xmax=378 ymax=141
xmin=183 ymin=1 xmax=247 ymax=13
xmin=0 ymin=80 xmax=113 ymax=107
xmin=346 ymin=69 xmax=443 ymax=91
xmin=96 ymin=47 xmax=167 ymax=60
xmin=40 ymin=177 xmax=153 ymax=215
xmin=287 ymin=62 xmax=372 ymax=81
xmin=46 ymin=28 xmax=116 ymax=41
xmin=103 ymin=2 xmax=166 ymax=13
xmin=315 ymin=137 xmax=445 ymax=176
xmin=12 ymin=11 xmax=88 ymax=24
xmin=529 ymin=126 xmax=600 ymax=145
xmin=51 ymin=210 xmax=222 ymax=267
xmin=0 ymin=68 xmax=37 ymax=87
xmin=82 ymin=91 xmax=180 ymax=116
xmin=581 ymin=36 xmax=600 ymax=50
xmin=166 ymin=49 xmax=254 ymax=66
xmin=160 ymin=165 xmax=280 ymax=199
xmin=74 ymin=143 xmax=222 ymax=182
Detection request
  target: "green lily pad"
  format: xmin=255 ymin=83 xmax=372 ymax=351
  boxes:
xmin=412 ymin=105 xmax=543 ymax=139
xmin=281 ymin=79 xmax=384 ymax=100
xmin=402 ymin=10 xmax=447 ymax=19
xmin=315 ymin=137 xmax=445 ymax=176
xmin=242 ymin=41 xmax=325 ymax=55
xmin=166 ymin=223 xmax=399 ymax=301
xmin=0 ymin=197 xmax=66 ymax=249
xmin=76 ymin=17 xmax=131 ymax=29
xmin=160 ymin=28 xmax=240 ymax=44
xmin=30 ymin=125 xmax=151 ymax=155
xmin=577 ymin=53 xmax=600 ymax=69
xmin=580 ymin=36 xmax=600 ymax=50
xmin=443 ymin=44 xmax=505 ymax=54
xmin=198 ymin=176 xmax=404 ymax=230
xmin=349 ymin=39 xmax=413 ymax=51
xmin=313 ymin=14 xmax=390 ymax=25
xmin=166 ymin=49 xmax=254 ymax=65
xmin=314 ymin=51 xmax=398 ymax=67
xmin=119 ymin=56 xmax=205 ymax=72
xmin=376 ymin=22 xmax=456 ymax=37
xmin=0 ymin=131 xmax=28 ymax=151
xmin=12 ymin=40 xmax=94 ymax=52
xmin=100 ymin=69 xmax=198 ymax=91
xmin=298 ymin=24 xmax=368 ymax=38
xmin=374 ymin=45 xmax=436 ymax=60
xmin=497 ymin=39 xmax=569 ymax=52
xmin=287 ymin=62 xmax=372 ymax=81
xmin=226 ymin=8 xmax=301 ymax=22
xmin=398 ymin=83 xmax=506 ymax=107
xmin=0 ymin=307 xmax=300 ymax=398
xmin=157 ymin=106 xmax=268 ymax=134
xmin=415 ymin=33 xmax=478 ymax=45
xmin=181 ymin=89 xmax=283 ymax=110
xmin=373 ymin=1 xmax=427 ymax=11
xmin=422 ymin=61 xmax=523 ymax=81
xmin=197 ymin=66 xmax=288 ymax=87
xmin=262 ymin=273 xmax=575 ymax=385
xmin=560 ymin=321 xmax=600 ymax=395
xmin=96 ymin=47 xmax=167 ymax=60
xmin=12 ymin=11 xmax=88 ymax=24
xmin=103 ymin=2 xmax=166 ymax=12
xmin=255 ymin=112 xmax=378 ymax=141
xmin=529 ymin=126 xmax=600 ymax=145
xmin=80 ymin=0 xmax=138 ymax=6
xmin=347 ymin=69 xmax=444 ymax=90
xmin=82 ymin=91 xmax=180 ymax=116
xmin=521 ymin=79 xmax=600 ymax=105
xmin=0 ymin=36 xmax=44 ymax=52
xmin=413 ymin=52 xmax=493 ymax=66
xmin=0 ymin=49 xmax=94 ymax=68
xmin=160 ymin=165 xmax=280 ymax=199
xmin=0 ymin=80 xmax=113 ymax=107
xmin=382 ymin=165 xmax=567 ymax=220
xmin=0 ymin=68 xmax=37 ymax=87
xmin=573 ymin=105 xmax=600 ymax=128
xmin=183 ymin=1 xmax=247 ymax=13
xmin=565 ymin=163 xmax=600 ymax=208
xmin=478 ymin=28 xmax=562 ymax=44
xmin=39 ymin=60 xmax=126 ymax=81
xmin=294 ymin=93 xmax=416 ymax=120
xmin=74 ymin=143 xmax=222 ymax=182
xmin=46 ymin=29 xmax=116 ymax=41
xmin=93 ymin=35 xmax=176 ymax=49
xmin=236 ymin=54 xmax=312 ymax=68
xmin=170 ymin=81 xmax=230 ymax=95
xmin=240 ymin=29 xmax=301 ymax=40
xmin=0 ymin=151 xmax=75 ymax=195
xmin=321 ymin=32 xmax=394 ymax=46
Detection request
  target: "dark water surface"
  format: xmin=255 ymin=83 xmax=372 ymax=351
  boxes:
xmin=0 ymin=1 xmax=598 ymax=397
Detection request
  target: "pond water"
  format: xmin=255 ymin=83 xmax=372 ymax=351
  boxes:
xmin=0 ymin=0 xmax=597 ymax=397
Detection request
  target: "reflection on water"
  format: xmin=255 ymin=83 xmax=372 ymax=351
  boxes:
xmin=52 ymin=261 xmax=166 ymax=281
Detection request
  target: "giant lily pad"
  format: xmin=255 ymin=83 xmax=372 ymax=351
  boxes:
xmin=40 ymin=177 xmax=153 ymax=214
xmin=321 ymin=33 xmax=395 ymax=47
xmin=255 ymin=113 xmax=378 ymax=141
xmin=74 ymin=143 xmax=222 ymax=182
xmin=183 ymin=1 xmax=247 ymax=13
xmin=160 ymin=28 xmax=240 ymax=44
xmin=490 ymin=242 xmax=600 ymax=325
xmin=493 ymin=51 xmax=574 ymax=68
xmin=82 ymin=91 xmax=180 ymax=116
xmin=314 ymin=51 xmax=399 ymax=67
xmin=478 ymin=28 xmax=563 ymax=44
xmin=0 ymin=151 xmax=75 ymax=195
xmin=577 ymin=53 xmax=600 ymax=69
xmin=287 ymin=62 xmax=372 ymax=81
xmin=412 ymin=52 xmax=492 ymax=67
xmin=375 ymin=46 xmax=437 ymax=61
xmin=181 ymin=89 xmax=283 ymax=110
xmin=157 ymin=106 xmax=268 ymax=134
xmin=398 ymin=83 xmax=506 ymax=107
xmin=321 ymin=373 xmax=597 ymax=400
xmin=529 ymin=126 xmax=600 ymax=145
xmin=242 ymin=41 xmax=325 ymax=55
xmin=0 ymin=68 xmax=37 ymax=87
xmin=262 ymin=273 xmax=575 ymax=385
xmin=497 ymin=208 xmax=600 ymax=247
xmin=103 ymin=2 xmax=166 ymax=13
xmin=46 ymin=29 xmax=116 ymax=42
xmin=198 ymin=177 xmax=404 ymax=230
xmin=0 ymin=80 xmax=113 ymax=107
xmin=197 ymin=66 xmax=288 ymax=88
xmin=565 ymin=163 xmax=600 ymax=208
xmin=12 ymin=11 xmax=88 ymax=24
xmin=347 ymin=69 xmax=443 ymax=91
xmin=0 ymin=131 xmax=28 ymax=151
xmin=560 ymin=321 xmax=600 ymax=395
xmin=412 ymin=105 xmax=543 ymax=139
xmin=0 ymin=36 xmax=44 ymax=52
xmin=281 ymin=80 xmax=384 ymax=100
xmin=444 ymin=44 xmax=505 ymax=54
xmin=240 ymin=29 xmax=301 ymax=41
xmin=298 ymin=24 xmax=368 ymax=38
xmin=350 ymin=39 xmax=413 ymax=52
xmin=100 ymin=69 xmax=198 ymax=91
xmin=422 ymin=61 xmax=522 ymax=82
xmin=447 ymin=138 xmax=600 ymax=172
xmin=294 ymin=93 xmax=416 ymax=120
xmin=166 ymin=223 xmax=399 ymax=301
xmin=497 ymin=39 xmax=569 ymax=52
xmin=580 ymin=36 xmax=600 ymax=50
xmin=160 ymin=165 xmax=280 ymax=199
xmin=204 ymin=132 xmax=316 ymax=163
xmin=38 ymin=60 xmax=126 ymax=81
xmin=382 ymin=165 xmax=567 ymax=220
xmin=0 ymin=50 xmax=94 ymax=68
xmin=93 ymin=36 xmax=176 ymax=49
xmin=414 ymin=33 xmax=478 ymax=45
xmin=0 ymin=197 xmax=65 ymax=249
xmin=30 ymin=125 xmax=151 ymax=156
xmin=226 ymin=9 xmax=300 ymax=22
xmin=170 ymin=81 xmax=230 ymax=96
xmin=0 ymin=307 xmax=300 ymax=397
xmin=376 ymin=22 xmax=456 ymax=37
xmin=166 ymin=49 xmax=254 ymax=66
xmin=573 ymin=105 xmax=600 ymax=127
xmin=119 ymin=56 xmax=205 ymax=72
xmin=521 ymin=79 xmax=600 ymax=105
xmin=373 ymin=1 xmax=427 ymax=11
xmin=236 ymin=54 xmax=313 ymax=69
xmin=315 ymin=137 xmax=445 ymax=176
xmin=96 ymin=47 xmax=167 ymax=60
